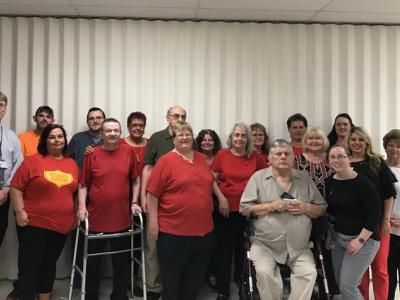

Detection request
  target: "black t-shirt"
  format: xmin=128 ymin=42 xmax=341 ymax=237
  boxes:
xmin=325 ymin=174 xmax=381 ymax=241
xmin=351 ymin=158 xmax=397 ymax=204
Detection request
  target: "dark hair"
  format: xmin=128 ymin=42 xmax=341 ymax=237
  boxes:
xmin=250 ymin=123 xmax=269 ymax=153
xmin=86 ymin=107 xmax=106 ymax=121
xmin=35 ymin=105 xmax=54 ymax=118
xmin=37 ymin=124 xmax=68 ymax=156
xmin=383 ymin=129 xmax=400 ymax=149
xmin=127 ymin=111 xmax=147 ymax=127
xmin=101 ymin=118 xmax=121 ymax=130
xmin=286 ymin=113 xmax=308 ymax=129
xmin=195 ymin=129 xmax=222 ymax=155
xmin=327 ymin=113 xmax=354 ymax=146
xmin=328 ymin=144 xmax=351 ymax=157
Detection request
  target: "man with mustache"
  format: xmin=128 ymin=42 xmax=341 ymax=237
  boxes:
xmin=18 ymin=105 xmax=54 ymax=158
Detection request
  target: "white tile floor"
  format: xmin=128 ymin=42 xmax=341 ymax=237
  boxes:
xmin=0 ymin=277 xmax=395 ymax=300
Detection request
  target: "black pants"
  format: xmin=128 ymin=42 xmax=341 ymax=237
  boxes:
xmin=0 ymin=197 xmax=10 ymax=247
xmin=86 ymin=232 xmax=130 ymax=300
xmin=157 ymin=231 xmax=214 ymax=300
xmin=18 ymin=225 xmax=67 ymax=300
xmin=388 ymin=233 xmax=400 ymax=300
xmin=215 ymin=212 xmax=245 ymax=296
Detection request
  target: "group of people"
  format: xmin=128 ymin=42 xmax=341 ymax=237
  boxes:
xmin=0 ymin=90 xmax=399 ymax=300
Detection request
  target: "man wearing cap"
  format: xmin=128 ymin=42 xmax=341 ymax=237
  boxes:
xmin=19 ymin=105 xmax=54 ymax=158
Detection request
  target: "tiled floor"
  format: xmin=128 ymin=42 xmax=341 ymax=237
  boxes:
xmin=0 ymin=277 xmax=395 ymax=300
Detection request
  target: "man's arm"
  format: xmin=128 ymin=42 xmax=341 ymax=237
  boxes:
xmin=131 ymin=176 xmax=142 ymax=215
xmin=287 ymin=200 xmax=325 ymax=218
xmin=140 ymin=164 xmax=153 ymax=213
xmin=77 ymin=184 xmax=88 ymax=220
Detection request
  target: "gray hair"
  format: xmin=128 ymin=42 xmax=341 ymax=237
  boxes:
xmin=270 ymin=138 xmax=292 ymax=151
xmin=227 ymin=122 xmax=253 ymax=157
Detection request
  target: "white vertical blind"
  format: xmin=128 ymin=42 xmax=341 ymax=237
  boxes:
xmin=0 ymin=16 xmax=400 ymax=278
xmin=0 ymin=17 xmax=399 ymax=144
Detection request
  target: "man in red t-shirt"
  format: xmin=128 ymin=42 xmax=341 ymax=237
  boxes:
xmin=77 ymin=118 xmax=141 ymax=300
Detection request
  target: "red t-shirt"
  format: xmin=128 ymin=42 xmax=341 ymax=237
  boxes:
xmin=213 ymin=149 xmax=267 ymax=212
xmin=146 ymin=151 xmax=214 ymax=236
xmin=11 ymin=154 xmax=79 ymax=234
xmin=292 ymin=146 xmax=304 ymax=156
xmin=256 ymin=151 xmax=271 ymax=168
xmin=80 ymin=144 xmax=137 ymax=232
xmin=120 ymin=138 xmax=147 ymax=175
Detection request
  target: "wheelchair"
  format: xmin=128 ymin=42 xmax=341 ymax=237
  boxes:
xmin=238 ymin=217 xmax=332 ymax=300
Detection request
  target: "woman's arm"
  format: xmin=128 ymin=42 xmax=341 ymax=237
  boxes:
xmin=10 ymin=187 xmax=28 ymax=226
xmin=346 ymin=228 xmax=374 ymax=255
xmin=147 ymin=192 xmax=159 ymax=240
xmin=212 ymin=176 xmax=229 ymax=217
xmin=381 ymin=196 xmax=393 ymax=234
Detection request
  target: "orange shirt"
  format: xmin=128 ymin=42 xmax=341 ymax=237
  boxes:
xmin=19 ymin=130 xmax=40 ymax=158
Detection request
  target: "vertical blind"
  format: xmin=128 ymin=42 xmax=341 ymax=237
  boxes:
xmin=0 ymin=16 xmax=400 ymax=278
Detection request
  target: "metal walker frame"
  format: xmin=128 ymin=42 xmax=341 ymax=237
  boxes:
xmin=68 ymin=213 xmax=147 ymax=300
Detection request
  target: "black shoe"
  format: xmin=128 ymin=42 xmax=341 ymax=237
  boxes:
xmin=147 ymin=291 xmax=160 ymax=300
xmin=216 ymin=294 xmax=229 ymax=300
xmin=133 ymin=286 xmax=143 ymax=297
xmin=207 ymin=274 xmax=217 ymax=291
xmin=6 ymin=289 xmax=18 ymax=300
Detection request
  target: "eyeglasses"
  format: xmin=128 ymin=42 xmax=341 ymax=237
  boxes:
xmin=252 ymin=133 xmax=265 ymax=138
xmin=328 ymin=155 xmax=348 ymax=161
xmin=169 ymin=113 xmax=186 ymax=121
xmin=272 ymin=152 xmax=291 ymax=157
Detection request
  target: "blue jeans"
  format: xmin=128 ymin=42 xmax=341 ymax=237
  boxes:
xmin=331 ymin=232 xmax=379 ymax=300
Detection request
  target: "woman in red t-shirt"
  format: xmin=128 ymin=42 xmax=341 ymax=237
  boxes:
xmin=251 ymin=122 xmax=270 ymax=167
xmin=11 ymin=124 xmax=79 ymax=300
xmin=146 ymin=121 xmax=214 ymax=300
xmin=121 ymin=111 xmax=148 ymax=176
xmin=212 ymin=122 xmax=267 ymax=300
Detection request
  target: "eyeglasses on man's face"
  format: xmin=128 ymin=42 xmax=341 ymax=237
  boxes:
xmin=169 ymin=113 xmax=186 ymax=121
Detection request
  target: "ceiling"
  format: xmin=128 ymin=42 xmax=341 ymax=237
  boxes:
xmin=0 ymin=0 xmax=399 ymax=24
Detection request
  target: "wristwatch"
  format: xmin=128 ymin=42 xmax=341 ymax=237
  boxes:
xmin=358 ymin=237 xmax=366 ymax=244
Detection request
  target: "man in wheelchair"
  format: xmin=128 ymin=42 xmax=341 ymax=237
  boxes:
xmin=240 ymin=139 xmax=327 ymax=300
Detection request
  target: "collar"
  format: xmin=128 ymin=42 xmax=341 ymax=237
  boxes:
xmin=264 ymin=167 xmax=302 ymax=180
xmin=161 ymin=127 xmax=173 ymax=140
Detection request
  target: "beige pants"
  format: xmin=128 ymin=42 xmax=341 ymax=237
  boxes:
xmin=145 ymin=229 xmax=162 ymax=293
xmin=250 ymin=244 xmax=316 ymax=300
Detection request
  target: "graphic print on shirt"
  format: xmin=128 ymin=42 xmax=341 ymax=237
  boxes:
xmin=44 ymin=170 xmax=74 ymax=188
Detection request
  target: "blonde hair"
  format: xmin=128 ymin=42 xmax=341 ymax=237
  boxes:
xmin=171 ymin=120 xmax=193 ymax=137
xmin=301 ymin=127 xmax=330 ymax=152
xmin=347 ymin=126 xmax=381 ymax=174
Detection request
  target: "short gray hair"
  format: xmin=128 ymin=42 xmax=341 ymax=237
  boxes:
xmin=270 ymin=138 xmax=292 ymax=151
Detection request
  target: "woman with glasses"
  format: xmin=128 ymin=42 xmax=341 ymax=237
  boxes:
xmin=250 ymin=123 xmax=270 ymax=166
xmin=212 ymin=122 xmax=267 ymax=300
xmin=383 ymin=129 xmax=400 ymax=300
xmin=326 ymin=145 xmax=380 ymax=300
xmin=146 ymin=121 xmax=214 ymax=300
xmin=348 ymin=126 xmax=396 ymax=300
